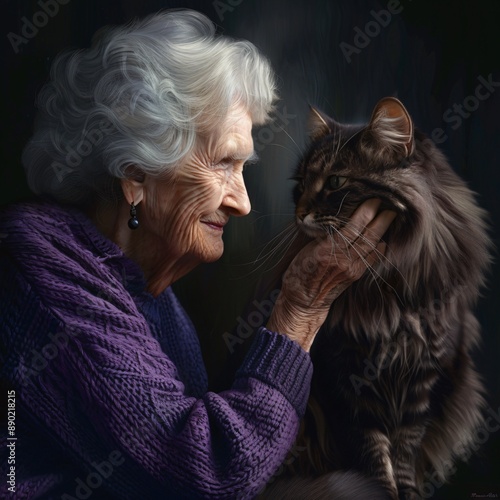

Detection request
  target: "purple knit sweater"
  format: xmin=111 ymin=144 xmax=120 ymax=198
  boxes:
xmin=0 ymin=200 xmax=313 ymax=499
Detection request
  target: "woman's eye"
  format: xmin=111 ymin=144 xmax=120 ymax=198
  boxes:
xmin=327 ymin=175 xmax=348 ymax=190
xmin=217 ymin=159 xmax=232 ymax=169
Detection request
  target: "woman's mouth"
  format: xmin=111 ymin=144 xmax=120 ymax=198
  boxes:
xmin=201 ymin=220 xmax=227 ymax=232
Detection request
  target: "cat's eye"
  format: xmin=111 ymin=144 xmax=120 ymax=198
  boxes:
xmin=327 ymin=175 xmax=348 ymax=190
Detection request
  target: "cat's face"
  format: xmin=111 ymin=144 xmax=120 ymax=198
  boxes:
xmin=293 ymin=98 xmax=419 ymax=241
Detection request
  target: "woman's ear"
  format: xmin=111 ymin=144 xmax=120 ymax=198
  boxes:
xmin=121 ymin=166 xmax=145 ymax=205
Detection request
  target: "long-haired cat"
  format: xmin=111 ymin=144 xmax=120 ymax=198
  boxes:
xmin=262 ymin=97 xmax=492 ymax=500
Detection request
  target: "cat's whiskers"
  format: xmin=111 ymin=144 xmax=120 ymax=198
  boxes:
xmin=325 ymin=226 xmax=350 ymax=267
xmin=258 ymin=229 xmax=300 ymax=274
xmin=250 ymin=212 xmax=296 ymax=224
xmin=327 ymin=222 xmax=402 ymax=307
xmin=336 ymin=126 xmax=364 ymax=155
xmin=232 ymin=223 xmax=299 ymax=279
xmin=326 ymin=225 xmax=388 ymax=331
xmin=336 ymin=215 xmax=413 ymax=304
xmin=333 ymin=129 xmax=343 ymax=161
xmin=263 ymin=143 xmax=302 ymax=157
xmin=334 ymin=191 xmax=350 ymax=218
xmin=333 ymin=215 xmax=393 ymax=268
xmin=253 ymin=221 xmax=296 ymax=262
xmin=328 ymin=214 xmax=409 ymax=280
xmin=276 ymin=126 xmax=303 ymax=159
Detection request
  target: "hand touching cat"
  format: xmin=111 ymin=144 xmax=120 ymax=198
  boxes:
xmin=267 ymin=199 xmax=396 ymax=352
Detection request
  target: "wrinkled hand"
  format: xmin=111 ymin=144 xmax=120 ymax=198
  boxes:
xmin=267 ymin=199 xmax=396 ymax=351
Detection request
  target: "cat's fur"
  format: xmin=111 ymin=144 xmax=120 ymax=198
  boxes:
xmin=263 ymin=97 xmax=492 ymax=499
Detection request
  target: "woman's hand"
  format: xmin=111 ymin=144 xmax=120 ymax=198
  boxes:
xmin=267 ymin=199 xmax=396 ymax=352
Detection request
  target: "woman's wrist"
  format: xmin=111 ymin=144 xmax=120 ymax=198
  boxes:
xmin=267 ymin=292 xmax=329 ymax=352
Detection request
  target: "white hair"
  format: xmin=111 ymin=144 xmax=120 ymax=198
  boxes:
xmin=22 ymin=9 xmax=277 ymax=204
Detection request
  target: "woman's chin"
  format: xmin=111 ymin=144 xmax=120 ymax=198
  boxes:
xmin=198 ymin=242 xmax=225 ymax=263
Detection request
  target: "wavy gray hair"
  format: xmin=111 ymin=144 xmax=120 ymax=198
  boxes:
xmin=22 ymin=9 xmax=277 ymax=204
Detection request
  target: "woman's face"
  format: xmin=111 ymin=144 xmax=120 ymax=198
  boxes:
xmin=142 ymin=103 xmax=255 ymax=268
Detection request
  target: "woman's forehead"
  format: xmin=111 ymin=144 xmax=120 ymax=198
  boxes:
xmin=207 ymin=105 xmax=254 ymax=158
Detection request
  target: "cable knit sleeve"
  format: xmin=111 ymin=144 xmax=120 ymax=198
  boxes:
xmin=0 ymin=202 xmax=313 ymax=499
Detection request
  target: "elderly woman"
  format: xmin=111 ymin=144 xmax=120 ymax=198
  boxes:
xmin=0 ymin=10 xmax=394 ymax=499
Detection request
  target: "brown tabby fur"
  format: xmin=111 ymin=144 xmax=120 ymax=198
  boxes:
xmin=264 ymin=98 xmax=492 ymax=499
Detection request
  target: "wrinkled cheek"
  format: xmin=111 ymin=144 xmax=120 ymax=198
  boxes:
xmin=161 ymin=205 xmax=198 ymax=255
xmin=195 ymin=177 xmax=225 ymax=214
xmin=179 ymin=169 xmax=224 ymax=211
xmin=144 ymin=190 xmax=187 ymax=252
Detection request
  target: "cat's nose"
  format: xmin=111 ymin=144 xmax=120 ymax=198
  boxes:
xmin=296 ymin=202 xmax=309 ymax=221
xmin=296 ymin=212 xmax=314 ymax=226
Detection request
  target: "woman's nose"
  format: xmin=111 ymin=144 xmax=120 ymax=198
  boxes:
xmin=223 ymin=171 xmax=251 ymax=216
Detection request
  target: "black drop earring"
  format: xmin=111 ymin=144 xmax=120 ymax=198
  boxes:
xmin=128 ymin=202 xmax=139 ymax=230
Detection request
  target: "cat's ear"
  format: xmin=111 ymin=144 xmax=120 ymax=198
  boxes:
xmin=308 ymin=106 xmax=338 ymax=141
xmin=369 ymin=97 xmax=414 ymax=157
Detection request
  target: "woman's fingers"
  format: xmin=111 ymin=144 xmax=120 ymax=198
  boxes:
xmin=341 ymin=198 xmax=381 ymax=242
xmin=338 ymin=199 xmax=396 ymax=259
xmin=298 ymin=206 xmax=396 ymax=275
xmin=364 ymin=240 xmax=388 ymax=269
xmin=362 ymin=209 xmax=397 ymax=242
xmin=352 ymin=209 xmax=397 ymax=258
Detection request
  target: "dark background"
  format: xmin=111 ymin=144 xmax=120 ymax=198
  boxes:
xmin=3 ymin=0 xmax=499 ymax=498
